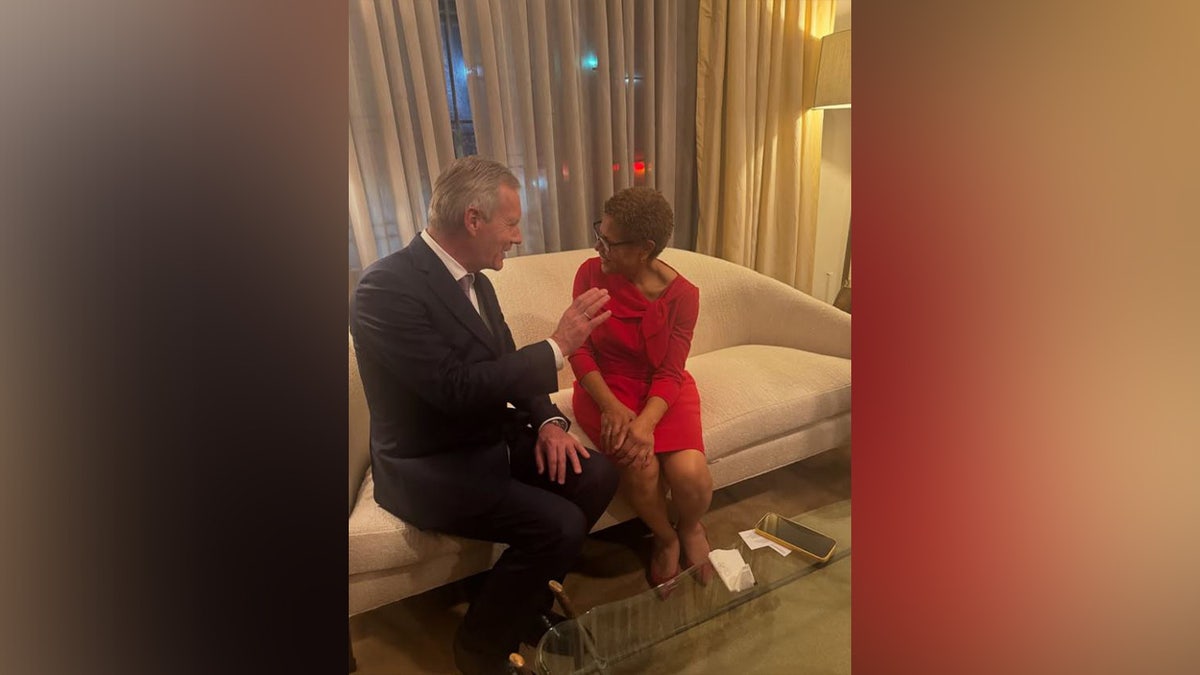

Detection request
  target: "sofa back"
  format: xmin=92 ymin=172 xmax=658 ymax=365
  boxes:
xmin=485 ymin=247 xmax=850 ymax=389
xmin=349 ymin=246 xmax=850 ymax=508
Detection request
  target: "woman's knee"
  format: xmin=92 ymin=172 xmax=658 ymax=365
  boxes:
xmin=619 ymin=455 xmax=660 ymax=492
xmin=664 ymin=452 xmax=713 ymax=500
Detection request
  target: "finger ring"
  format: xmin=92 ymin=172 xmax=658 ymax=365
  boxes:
xmin=583 ymin=312 xmax=591 ymax=320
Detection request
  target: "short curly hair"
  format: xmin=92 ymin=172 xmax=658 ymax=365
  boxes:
xmin=602 ymin=187 xmax=674 ymax=258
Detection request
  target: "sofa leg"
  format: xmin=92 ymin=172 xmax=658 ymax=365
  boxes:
xmin=348 ymin=621 xmax=357 ymax=673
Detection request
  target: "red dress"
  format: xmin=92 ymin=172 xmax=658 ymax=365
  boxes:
xmin=569 ymin=257 xmax=705 ymax=454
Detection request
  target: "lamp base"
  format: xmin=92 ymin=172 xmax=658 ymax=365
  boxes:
xmin=833 ymin=286 xmax=851 ymax=313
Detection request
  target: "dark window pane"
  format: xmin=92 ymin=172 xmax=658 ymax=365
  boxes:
xmin=439 ymin=0 xmax=474 ymax=157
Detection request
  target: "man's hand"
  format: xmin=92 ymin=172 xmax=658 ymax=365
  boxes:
xmin=600 ymin=401 xmax=637 ymax=455
xmin=535 ymin=422 xmax=592 ymax=485
xmin=615 ymin=417 xmax=656 ymax=468
xmin=550 ymin=287 xmax=612 ymax=355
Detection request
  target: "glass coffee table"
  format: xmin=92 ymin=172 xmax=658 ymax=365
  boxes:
xmin=533 ymin=500 xmax=851 ymax=674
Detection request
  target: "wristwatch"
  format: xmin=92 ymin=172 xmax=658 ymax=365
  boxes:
xmin=542 ymin=417 xmax=571 ymax=433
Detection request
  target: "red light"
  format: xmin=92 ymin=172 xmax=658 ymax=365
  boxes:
xmin=633 ymin=161 xmax=646 ymax=173
xmin=612 ymin=163 xmax=620 ymax=172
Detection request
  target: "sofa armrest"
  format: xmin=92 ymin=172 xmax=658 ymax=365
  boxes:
xmin=349 ymin=333 xmax=372 ymax=515
xmin=745 ymin=273 xmax=851 ymax=359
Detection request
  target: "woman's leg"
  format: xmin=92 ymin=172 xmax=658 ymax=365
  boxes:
xmin=659 ymin=449 xmax=714 ymax=568
xmin=618 ymin=457 xmax=680 ymax=579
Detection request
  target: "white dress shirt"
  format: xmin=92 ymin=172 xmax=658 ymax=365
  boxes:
xmin=420 ymin=229 xmax=568 ymax=433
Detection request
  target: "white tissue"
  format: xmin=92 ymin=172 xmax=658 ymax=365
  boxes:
xmin=708 ymin=548 xmax=756 ymax=592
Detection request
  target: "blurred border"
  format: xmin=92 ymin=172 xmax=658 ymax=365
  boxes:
xmin=2 ymin=2 xmax=347 ymax=673
xmin=854 ymin=1 xmax=1200 ymax=672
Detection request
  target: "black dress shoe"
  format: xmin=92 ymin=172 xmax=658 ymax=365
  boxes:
xmin=521 ymin=610 xmax=569 ymax=648
xmin=453 ymin=629 xmax=511 ymax=675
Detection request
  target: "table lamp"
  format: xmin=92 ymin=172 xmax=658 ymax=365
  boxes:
xmin=813 ymin=29 xmax=852 ymax=312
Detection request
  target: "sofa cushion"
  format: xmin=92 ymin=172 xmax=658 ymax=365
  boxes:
xmin=348 ymin=469 xmax=499 ymax=576
xmin=550 ymin=344 xmax=849 ymax=462
xmin=687 ymin=345 xmax=850 ymax=461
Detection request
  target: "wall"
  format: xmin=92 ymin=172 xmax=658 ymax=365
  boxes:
xmin=811 ymin=0 xmax=852 ymax=304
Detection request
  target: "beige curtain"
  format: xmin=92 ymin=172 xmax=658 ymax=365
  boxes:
xmin=455 ymin=0 xmax=699 ymax=255
xmin=349 ymin=0 xmax=456 ymax=268
xmin=696 ymin=0 xmax=835 ymax=291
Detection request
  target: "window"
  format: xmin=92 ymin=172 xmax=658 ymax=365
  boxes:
xmin=437 ymin=0 xmax=476 ymax=158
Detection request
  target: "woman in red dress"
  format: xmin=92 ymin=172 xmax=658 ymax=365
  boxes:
xmin=569 ymin=187 xmax=713 ymax=585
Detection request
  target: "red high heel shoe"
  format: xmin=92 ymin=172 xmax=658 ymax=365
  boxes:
xmin=650 ymin=565 xmax=682 ymax=600
xmin=680 ymin=522 xmax=714 ymax=585
xmin=648 ymin=538 xmax=682 ymax=596
xmin=649 ymin=563 xmax=681 ymax=588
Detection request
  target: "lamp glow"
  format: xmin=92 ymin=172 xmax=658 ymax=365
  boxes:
xmin=812 ymin=30 xmax=851 ymax=110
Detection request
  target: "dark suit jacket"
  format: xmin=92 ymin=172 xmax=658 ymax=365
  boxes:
xmin=349 ymin=234 xmax=564 ymax=530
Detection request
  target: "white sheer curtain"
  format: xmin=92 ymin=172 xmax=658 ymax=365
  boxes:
xmin=348 ymin=0 xmax=698 ymax=271
xmin=454 ymin=0 xmax=698 ymax=255
xmin=349 ymin=0 xmax=455 ymax=269
xmin=695 ymin=0 xmax=834 ymax=292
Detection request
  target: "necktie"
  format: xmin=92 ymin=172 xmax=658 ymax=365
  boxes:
xmin=459 ymin=273 xmax=492 ymax=334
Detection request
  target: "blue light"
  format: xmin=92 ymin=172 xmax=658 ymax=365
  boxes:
xmin=582 ymin=53 xmax=599 ymax=70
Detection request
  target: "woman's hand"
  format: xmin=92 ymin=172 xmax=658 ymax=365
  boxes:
xmin=600 ymin=401 xmax=637 ymax=455
xmin=617 ymin=417 xmax=656 ymax=468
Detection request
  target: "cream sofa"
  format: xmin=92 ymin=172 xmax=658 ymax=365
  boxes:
xmin=348 ymin=247 xmax=851 ymax=617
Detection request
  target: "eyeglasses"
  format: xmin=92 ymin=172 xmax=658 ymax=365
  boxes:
xmin=592 ymin=219 xmax=641 ymax=254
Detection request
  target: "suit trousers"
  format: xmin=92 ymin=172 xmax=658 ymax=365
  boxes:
xmin=435 ymin=430 xmax=619 ymax=659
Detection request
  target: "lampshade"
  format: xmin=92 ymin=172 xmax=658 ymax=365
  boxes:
xmin=813 ymin=29 xmax=851 ymax=109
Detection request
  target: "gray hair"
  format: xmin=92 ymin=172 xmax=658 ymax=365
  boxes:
xmin=427 ymin=156 xmax=520 ymax=233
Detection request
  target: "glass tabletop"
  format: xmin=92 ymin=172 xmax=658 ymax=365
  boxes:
xmin=535 ymin=500 xmax=852 ymax=674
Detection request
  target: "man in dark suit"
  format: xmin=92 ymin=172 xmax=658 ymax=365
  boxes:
xmin=349 ymin=156 xmax=619 ymax=674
